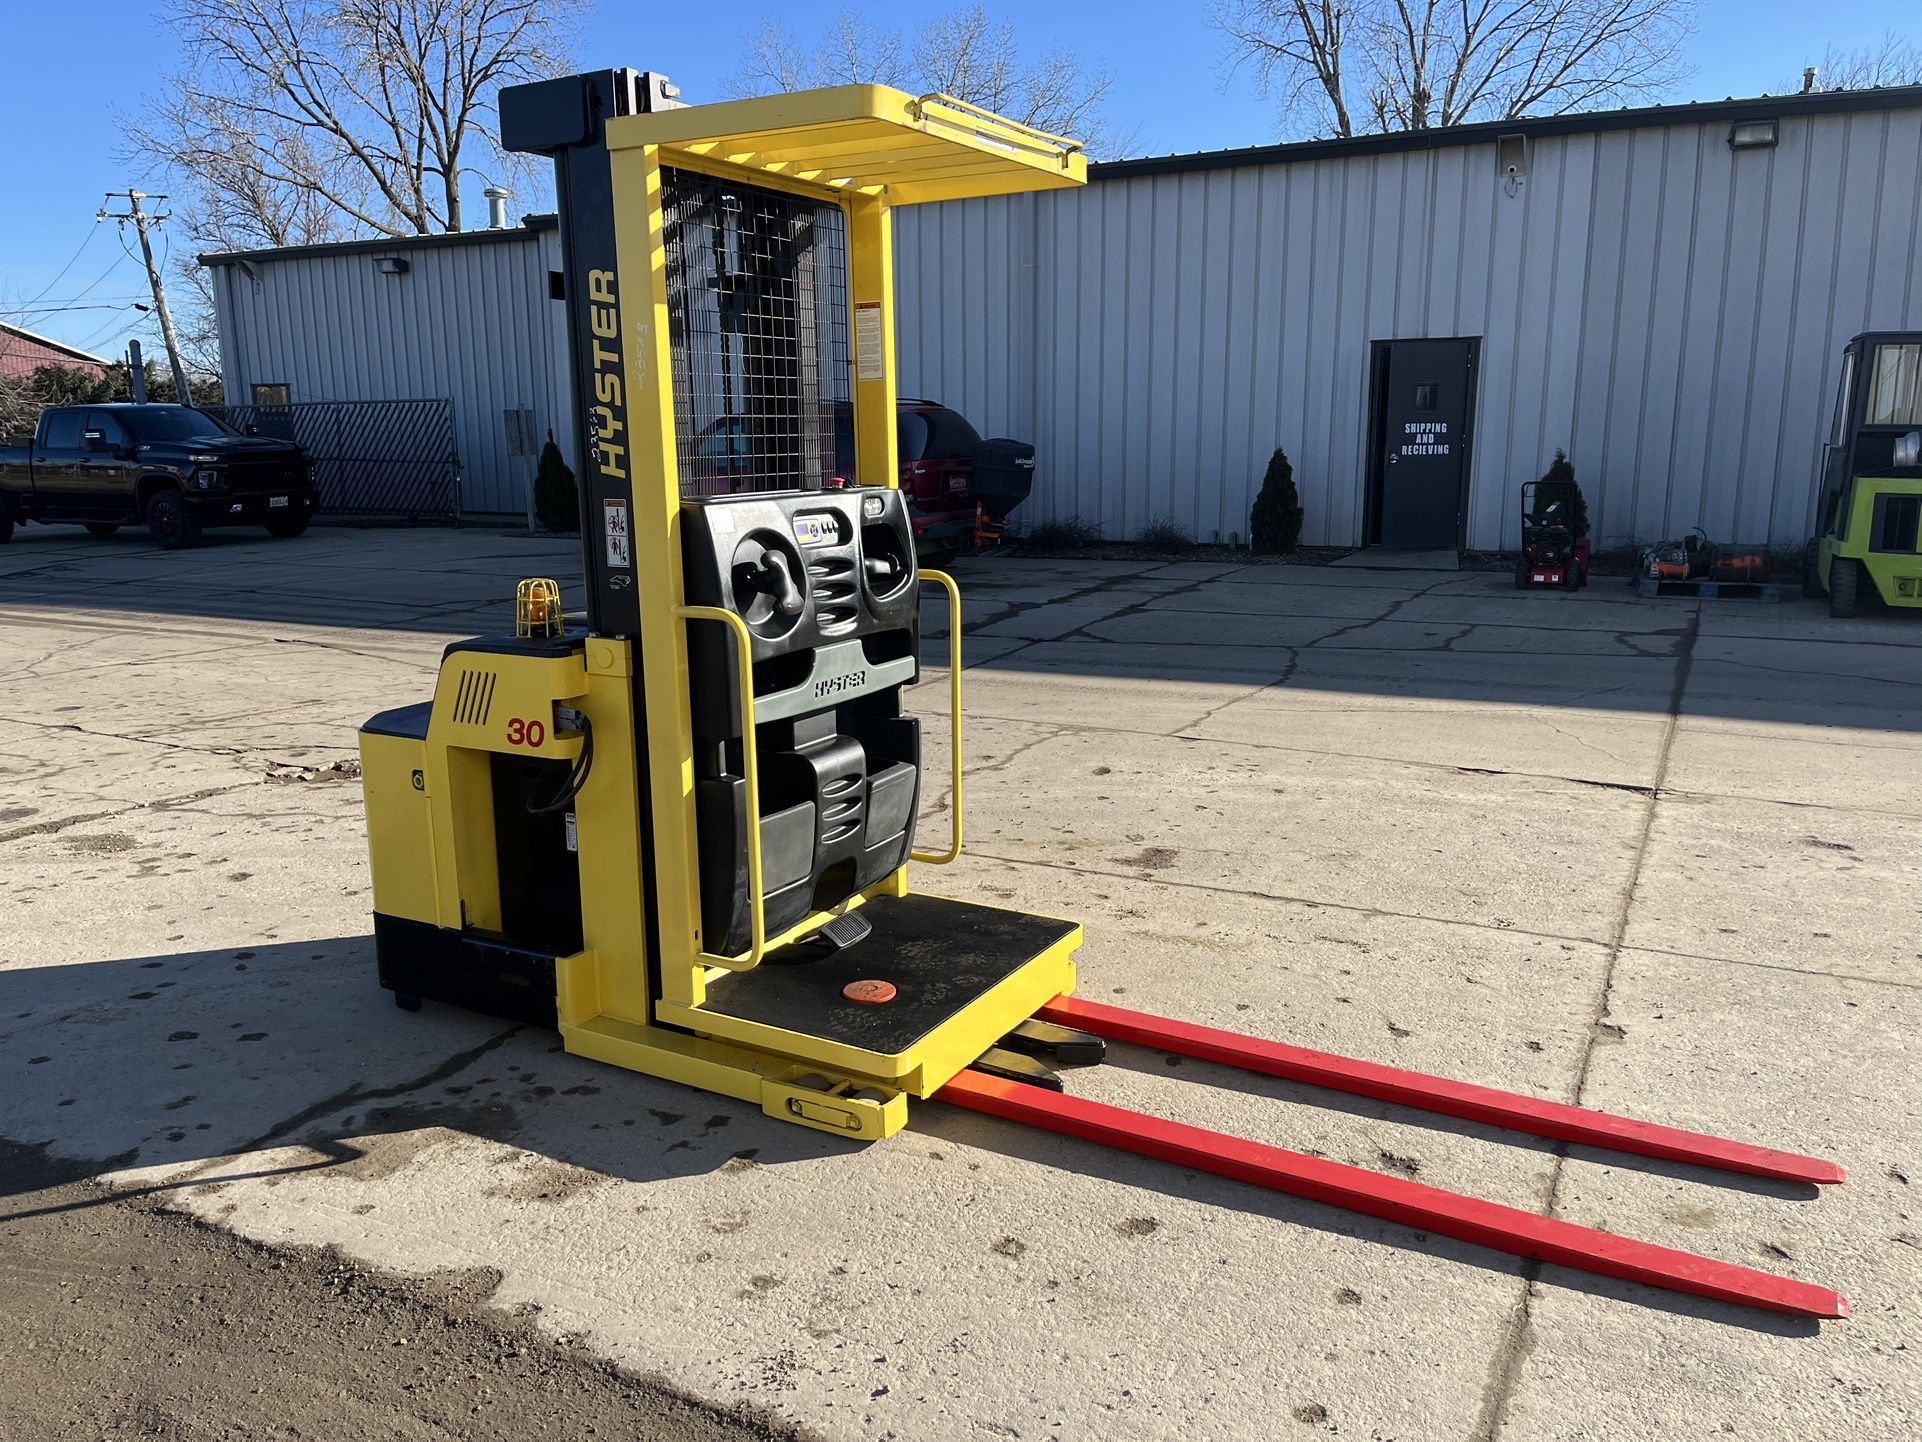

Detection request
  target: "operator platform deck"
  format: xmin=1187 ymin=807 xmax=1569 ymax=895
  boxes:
xmin=694 ymin=896 xmax=1077 ymax=1063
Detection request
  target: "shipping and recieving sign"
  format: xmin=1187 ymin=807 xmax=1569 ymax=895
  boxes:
xmin=1400 ymin=420 xmax=1451 ymax=457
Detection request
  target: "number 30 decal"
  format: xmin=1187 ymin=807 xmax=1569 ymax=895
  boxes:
xmin=506 ymin=717 xmax=546 ymax=747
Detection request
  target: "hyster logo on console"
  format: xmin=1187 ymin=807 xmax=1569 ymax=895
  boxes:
xmin=814 ymin=670 xmax=867 ymax=700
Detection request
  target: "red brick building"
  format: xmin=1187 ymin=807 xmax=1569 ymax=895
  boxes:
xmin=0 ymin=322 xmax=112 ymax=382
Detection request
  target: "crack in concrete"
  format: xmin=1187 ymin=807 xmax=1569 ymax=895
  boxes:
xmin=0 ymin=713 xmax=246 ymax=758
xmin=156 ymin=1025 xmax=525 ymax=1192
xmin=938 ymin=562 xmax=1245 ymax=676
xmin=1472 ymin=609 xmax=1701 ymax=1442
xmin=1303 ymin=576 xmax=1458 ymax=649
xmin=1183 ymin=649 xmax=1300 ymax=730
xmin=0 ymin=783 xmax=261 ymax=845
xmin=964 ymin=847 xmax=1612 ymax=951
xmin=1696 ymin=656 xmax=1922 ymax=688
xmin=1452 ymin=766 xmax=1657 ymax=798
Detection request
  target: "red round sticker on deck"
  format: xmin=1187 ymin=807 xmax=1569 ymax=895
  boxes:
xmin=843 ymin=979 xmax=897 ymax=1005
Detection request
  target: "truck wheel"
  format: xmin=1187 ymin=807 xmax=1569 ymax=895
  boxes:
xmin=84 ymin=523 xmax=121 ymax=537
xmin=0 ymin=507 xmax=12 ymax=545
xmin=264 ymin=513 xmax=311 ymax=539
xmin=145 ymin=489 xmax=202 ymax=551
xmin=1827 ymin=557 xmax=1862 ymax=618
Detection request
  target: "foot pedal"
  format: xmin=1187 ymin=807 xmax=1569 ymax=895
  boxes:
xmin=814 ymin=912 xmax=872 ymax=952
xmin=971 ymin=1046 xmax=1065 ymax=1091
xmin=999 ymin=1018 xmax=1106 ymax=1067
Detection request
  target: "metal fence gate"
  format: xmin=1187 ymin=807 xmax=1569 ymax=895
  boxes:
xmin=210 ymin=399 xmax=460 ymax=521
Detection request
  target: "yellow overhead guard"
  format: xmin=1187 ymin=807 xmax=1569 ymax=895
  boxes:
xmin=605 ymin=85 xmax=1088 ymax=204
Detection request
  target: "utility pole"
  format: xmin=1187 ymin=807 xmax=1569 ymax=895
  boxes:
xmin=101 ymin=190 xmax=191 ymax=404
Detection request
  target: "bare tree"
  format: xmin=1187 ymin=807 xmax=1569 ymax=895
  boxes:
xmin=132 ymin=0 xmax=583 ymax=244
xmin=1213 ymin=0 xmax=1693 ymax=139
xmin=1801 ymin=32 xmax=1922 ymax=92
xmin=728 ymin=4 xmax=1120 ymax=153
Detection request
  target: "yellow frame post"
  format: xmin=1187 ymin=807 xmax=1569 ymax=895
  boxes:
xmin=848 ymin=192 xmax=898 ymax=492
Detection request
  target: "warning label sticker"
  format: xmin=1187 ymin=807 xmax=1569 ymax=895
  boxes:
xmin=855 ymin=301 xmax=885 ymax=381
xmin=603 ymin=499 xmax=630 ymax=569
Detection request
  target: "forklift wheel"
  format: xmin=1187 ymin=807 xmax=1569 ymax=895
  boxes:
xmin=1564 ymin=562 xmax=1582 ymax=591
xmin=1828 ymin=557 xmax=1862 ymax=618
xmin=1513 ymin=561 xmax=1529 ymax=589
xmin=393 ymin=992 xmax=423 ymax=1012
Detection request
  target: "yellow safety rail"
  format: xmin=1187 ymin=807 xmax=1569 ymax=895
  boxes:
xmin=678 ymin=605 xmax=766 ymax=971
xmin=912 ymin=568 xmax=963 ymax=865
xmin=906 ymin=93 xmax=1085 ymax=167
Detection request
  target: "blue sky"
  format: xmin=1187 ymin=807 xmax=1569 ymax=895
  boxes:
xmin=1 ymin=0 xmax=1913 ymax=360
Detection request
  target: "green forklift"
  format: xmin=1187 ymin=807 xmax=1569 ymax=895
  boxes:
xmin=1806 ymin=331 xmax=1922 ymax=616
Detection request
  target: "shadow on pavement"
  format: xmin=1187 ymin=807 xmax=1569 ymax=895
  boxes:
xmin=0 ymin=933 xmax=1820 ymax=1336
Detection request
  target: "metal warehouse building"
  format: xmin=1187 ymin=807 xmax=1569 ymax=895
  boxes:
xmin=204 ymin=84 xmax=1922 ymax=549
xmin=203 ymin=218 xmax=571 ymax=520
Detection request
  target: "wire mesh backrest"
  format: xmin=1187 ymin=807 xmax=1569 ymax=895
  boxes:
xmin=662 ymin=167 xmax=852 ymax=497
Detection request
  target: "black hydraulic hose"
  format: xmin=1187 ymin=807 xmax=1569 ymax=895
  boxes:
xmin=528 ymin=712 xmax=594 ymax=815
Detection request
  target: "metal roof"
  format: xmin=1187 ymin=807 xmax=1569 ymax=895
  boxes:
xmin=199 ymin=214 xmax=556 ymax=268
xmin=1090 ymin=83 xmax=1922 ymax=182
xmin=607 ymin=85 xmax=1088 ymax=204
xmin=0 ymin=320 xmax=112 ymax=366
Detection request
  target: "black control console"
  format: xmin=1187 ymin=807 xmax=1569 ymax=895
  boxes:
xmin=680 ymin=487 xmax=922 ymax=953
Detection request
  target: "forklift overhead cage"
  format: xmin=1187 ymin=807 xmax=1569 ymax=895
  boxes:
xmin=356 ymin=71 xmax=1848 ymax=1320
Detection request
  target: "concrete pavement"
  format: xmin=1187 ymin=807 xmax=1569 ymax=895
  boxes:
xmin=2 ymin=525 xmax=1917 ymax=1440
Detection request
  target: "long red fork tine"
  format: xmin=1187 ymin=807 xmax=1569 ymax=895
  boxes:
xmin=937 ymin=1069 xmax=1848 ymax=1320
xmin=1039 ymin=996 xmax=1845 ymax=1186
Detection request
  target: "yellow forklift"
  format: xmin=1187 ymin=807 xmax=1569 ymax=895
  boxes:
xmin=1805 ymin=331 xmax=1922 ymax=616
xmin=358 ymin=71 xmax=1847 ymax=1319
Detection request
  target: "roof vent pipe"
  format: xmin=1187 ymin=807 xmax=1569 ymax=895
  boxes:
xmin=483 ymin=186 xmax=511 ymax=229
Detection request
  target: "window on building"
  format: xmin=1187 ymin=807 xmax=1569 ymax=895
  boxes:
xmin=252 ymin=382 xmax=291 ymax=406
xmin=549 ymin=270 xmax=566 ymax=300
xmin=1414 ymin=383 xmax=1439 ymax=412
xmin=1866 ymin=343 xmax=1922 ymax=427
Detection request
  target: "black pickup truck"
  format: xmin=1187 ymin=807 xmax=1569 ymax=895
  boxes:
xmin=0 ymin=404 xmax=317 ymax=549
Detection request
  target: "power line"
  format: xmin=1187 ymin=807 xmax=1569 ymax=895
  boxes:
xmin=41 ymin=252 xmax=132 ymax=312
xmin=72 ymin=306 xmax=152 ymax=354
xmin=8 ymin=302 xmax=150 ymax=318
xmin=13 ymin=224 xmax=100 ymax=311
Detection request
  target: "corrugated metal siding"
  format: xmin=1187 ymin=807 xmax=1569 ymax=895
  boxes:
xmin=895 ymin=108 xmax=1922 ymax=549
xmin=213 ymin=231 xmax=561 ymax=517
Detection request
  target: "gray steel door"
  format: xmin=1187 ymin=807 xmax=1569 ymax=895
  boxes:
xmin=1376 ymin=339 xmax=1475 ymax=549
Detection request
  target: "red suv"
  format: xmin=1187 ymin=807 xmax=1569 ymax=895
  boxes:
xmin=690 ymin=400 xmax=1035 ymax=563
xmin=846 ymin=400 xmax=1036 ymax=561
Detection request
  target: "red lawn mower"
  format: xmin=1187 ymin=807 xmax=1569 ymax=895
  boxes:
xmin=1515 ymin=477 xmax=1590 ymax=589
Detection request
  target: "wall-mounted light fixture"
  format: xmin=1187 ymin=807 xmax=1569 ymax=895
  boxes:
xmin=375 ymin=256 xmax=410 ymax=275
xmin=1728 ymin=119 xmax=1779 ymax=150
xmin=1496 ymin=134 xmax=1526 ymax=198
